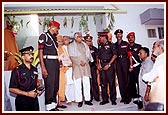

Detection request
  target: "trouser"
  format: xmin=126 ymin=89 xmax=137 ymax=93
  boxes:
xmin=116 ymin=57 xmax=131 ymax=102
xmin=65 ymin=84 xmax=75 ymax=102
xmin=65 ymin=67 xmax=75 ymax=102
xmin=74 ymin=76 xmax=91 ymax=102
xmin=129 ymin=66 xmax=141 ymax=99
xmin=43 ymin=59 xmax=60 ymax=105
xmin=100 ymin=63 xmax=116 ymax=102
xmin=15 ymin=96 xmax=39 ymax=111
xmin=90 ymin=65 xmax=100 ymax=101
xmin=145 ymin=102 xmax=164 ymax=111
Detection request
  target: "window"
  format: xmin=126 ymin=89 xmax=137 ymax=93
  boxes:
xmin=147 ymin=29 xmax=156 ymax=38
xmin=158 ymin=27 xmax=164 ymax=39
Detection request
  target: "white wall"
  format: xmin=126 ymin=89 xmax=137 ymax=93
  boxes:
xmin=110 ymin=4 xmax=164 ymax=49
xmin=4 ymin=3 xmax=164 ymax=50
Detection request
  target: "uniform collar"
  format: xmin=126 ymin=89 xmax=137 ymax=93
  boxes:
xmin=47 ymin=30 xmax=55 ymax=38
xmin=21 ymin=63 xmax=33 ymax=69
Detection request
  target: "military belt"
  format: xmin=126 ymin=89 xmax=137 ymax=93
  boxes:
xmin=43 ymin=55 xmax=58 ymax=59
xmin=101 ymin=59 xmax=111 ymax=63
xmin=118 ymin=55 xmax=127 ymax=58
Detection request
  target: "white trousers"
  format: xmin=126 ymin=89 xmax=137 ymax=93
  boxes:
xmin=65 ymin=84 xmax=75 ymax=103
xmin=65 ymin=67 xmax=75 ymax=102
xmin=74 ymin=76 xmax=91 ymax=102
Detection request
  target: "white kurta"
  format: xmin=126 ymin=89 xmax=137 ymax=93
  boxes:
xmin=63 ymin=45 xmax=75 ymax=103
xmin=67 ymin=41 xmax=92 ymax=102
xmin=142 ymin=53 xmax=165 ymax=104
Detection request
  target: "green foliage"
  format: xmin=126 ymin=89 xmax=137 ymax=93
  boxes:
xmin=43 ymin=17 xmax=52 ymax=31
xmin=63 ymin=17 xmax=67 ymax=28
xmin=6 ymin=16 xmax=30 ymax=32
xmin=79 ymin=15 xmax=88 ymax=32
xmin=26 ymin=21 xmax=30 ymax=28
xmin=71 ymin=17 xmax=74 ymax=28
xmin=105 ymin=12 xmax=115 ymax=31
xmin=93 ymin=14 xmax=96 ymax=25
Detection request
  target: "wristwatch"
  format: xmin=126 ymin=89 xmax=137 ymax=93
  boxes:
xmin=108 ymin=64 xmax=111 ymax=67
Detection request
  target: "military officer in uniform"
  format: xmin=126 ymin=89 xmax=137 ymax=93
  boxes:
xmin=127 ymin=32 xmax=143 ymax=109
xmin=9 ymin=46 xmax=40 ymax=111
xmin=84 ymin=35 xmax=100 ymax=102
xmin=97 ymin=32 xmax=117 ymax=105
xmin=38 ymin=21 xmax=60 ymax=111
xmin=114 ymin=29 xmax=131 ymax=104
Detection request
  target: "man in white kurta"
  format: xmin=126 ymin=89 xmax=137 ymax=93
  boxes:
xmin=142 ymin=39 xmax=165 ymax=111
xmin=68 ymin=32 xmax=93 ymax=107
xmin=62 ymin=36 xmax=75 ymax=104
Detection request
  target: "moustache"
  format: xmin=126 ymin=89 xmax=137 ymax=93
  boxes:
xmin=30 ymin=57 xmax=34 ymax=60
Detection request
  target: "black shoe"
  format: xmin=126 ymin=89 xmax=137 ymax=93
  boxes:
xmin=49 ymin=107 xmax=60 ymax=111
xmin=120 ymin=99 xmax=125 ymax=103
xmin=133 ymin=100 xmax=139 ymax=104
xmin=137 ymin=101 xmax=143 ymax=109
xmin=112 ymin=101 xmax=117 ymax=105
xmin=95 ymin=98 xmax=100 ymax=102
xmin=124 ymin=100 xmax=131 ymax=104
xmin=57 ymin=104 xmax=67 ymax=109
xmin=78 ymin=102 xmax=83 ymax=107
xmin=85 ymin=101 xmax=93 ymax=105
xmin=99 ymin=101 xmax=109 ymax=105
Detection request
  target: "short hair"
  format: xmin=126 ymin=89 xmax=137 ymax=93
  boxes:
xmin=63 ymin=35 xmax=70 ymax=39
xmin=156 ymin=39 xmax=164 ymax=51
xmin=153 ymin=41 xmax=156 ymax=46
xmin=74 ymin=32 xmax=82 ymax=37
xmin=140 ymin=47 xmax=150 ymax=57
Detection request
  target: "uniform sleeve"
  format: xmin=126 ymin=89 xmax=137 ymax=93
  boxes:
xmin=94 ymin=47 xmax=98 ymax=57
xmin=35 ymin=68 xmax=38 ymax=79
xmin=34 ymin=68 xmax=39 ymax=87
xmin=97 ymin=45 xmax=101 ymax=59
xmin=127 ymin=45 xmax=132 ymax=57
xmin=111 ymin=44 xmax=117 ymax=55
xmin=38 ymin=34 xmax=46 ymax=49
xmin=9 ymin=68 xmax=19 ymax=88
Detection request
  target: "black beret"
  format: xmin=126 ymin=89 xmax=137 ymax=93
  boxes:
xmin=19 ymin=46 xmax=34 ymax=55
xmin=84 ymin=36 xmax=93 ymax=41
xmin=114 ymin=29 xmax=123 ymax=35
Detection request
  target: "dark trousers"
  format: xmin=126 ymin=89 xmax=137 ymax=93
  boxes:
xmin=116 ymin=57 xmax=130 ymax=102
xmin=15 ymin=96 xmax=39 ymax=111
xmin=145 ymin=102 xmax=164 ymax=111
xmin=100 ymin=63 xmax=116 ymax=102
xmin=43 ymin=59 xmax=60 ymax=105
xmin=90 ymin=65 xmax=100 ymax=101
xmin=128 ymin=66 xmax=141 ymax=99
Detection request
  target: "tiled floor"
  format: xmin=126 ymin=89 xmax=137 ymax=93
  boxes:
xmin=57 ymin=98 xmax=138 ymax=112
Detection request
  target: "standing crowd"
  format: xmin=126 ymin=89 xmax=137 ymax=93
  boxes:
xmin=8 ymin=20 xmax=165 ymax=111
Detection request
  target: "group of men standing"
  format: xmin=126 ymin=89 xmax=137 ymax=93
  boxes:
xmin=8 ymin=20 xmax=164 ymax=111
xmin=96 ymin=29 xmax=143 ymax=107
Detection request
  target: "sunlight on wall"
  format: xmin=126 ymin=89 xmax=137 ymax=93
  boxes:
xmin=30 ymin=14 xmax=39 ymax=36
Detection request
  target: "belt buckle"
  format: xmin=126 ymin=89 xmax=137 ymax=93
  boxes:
xmin=45 ymin=55 xmax=48 ymax=59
